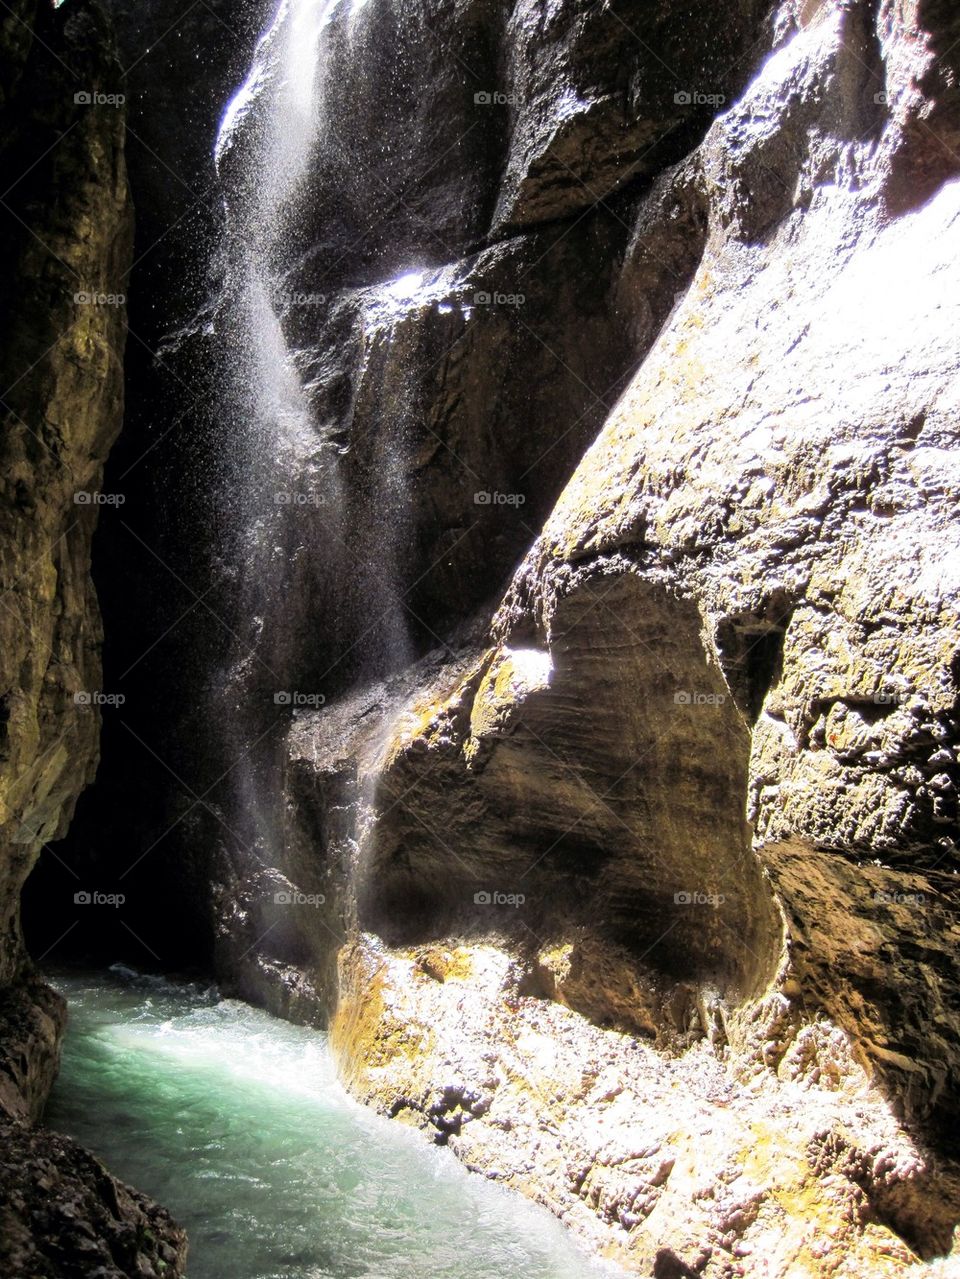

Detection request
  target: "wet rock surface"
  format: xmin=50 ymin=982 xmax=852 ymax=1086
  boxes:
xmin=332 ymin=936 xmax=960 ymax=1276
xmin=5 ymin=0 xmax=960 ymax=1273
xmin=0 ymin=4 xmax=186 ymax=1274
xmin=221 ymin=0 xmax=960 ymax=1271
xmin=0 ymin=976 xmax=65 ymax=1125
xmin=0 ymin=972 xmax=187 ymax=1279
xmin=0 ymin=1120 xmax=188 ymax=1279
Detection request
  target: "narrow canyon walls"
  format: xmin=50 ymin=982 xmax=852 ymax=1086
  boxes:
xmin=0 ymin=4 xmax=187 ymax=1273
xmin=207 ymin=0 xmax=960 ymax=1272
xmin=0 ymin=0 xmax=131 ymax=989
xmin=3 ymin=0 xmax=958 ymax=1274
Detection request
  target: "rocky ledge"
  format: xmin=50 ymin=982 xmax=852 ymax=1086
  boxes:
xmin=333 ymin=936 xmax=960 ymax=1277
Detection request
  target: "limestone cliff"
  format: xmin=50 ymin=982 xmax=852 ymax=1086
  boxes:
xmin=4 ymin=0 xmax=958 ymax=1274
xmin=0 ymin=3 xmax=187 ymax=1274
xmin=0 ymin=0 xmax=130 ymax=987
xmin=209 ymin=0 xmax=960 ymax=1273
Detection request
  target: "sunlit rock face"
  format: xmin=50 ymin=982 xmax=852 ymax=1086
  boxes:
xmin=5 ymin=0 xmax=957 ymax=1273
xmin=206 ymin=0 xmax=773 ymax=701
xmin=214 ymin=0 xmax=960 ymax=1271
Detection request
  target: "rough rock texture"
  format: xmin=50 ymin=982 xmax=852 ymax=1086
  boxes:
xmin=15 ymin=0 xmax=278 ymax=972
xmin=0 ymin=975 xmax=66 ymax=1124
xmin=0 ymin=975 xmax=187 ymax=1277
xmin=0 ymin=1120 xmax=188 ymax=1279
xmin=202 ymin=0 xmax=774 ymax=723
xmin=333 ymin=939 xmax=960 ymax=1277
xmin=9 ymin=0 xmax=958 ymax=1274
xmin=210 ymin=0 xmax=778 ymax=1011
xmin=0 ymin=966 xmax=187 ymax=1279
xmin=0 ymin=0 xmax=132 ymax=985
xmin=0 ymin=4 xmax=188 ymax=1275
xmin=211 ymin=0 xmax=960 ymax=1272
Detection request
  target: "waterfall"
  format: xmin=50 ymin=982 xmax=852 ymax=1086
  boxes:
xmin=210 ymin=0 xmax=346 ymax=871
xmin=208 ymin=0 xmax=415 ymax=882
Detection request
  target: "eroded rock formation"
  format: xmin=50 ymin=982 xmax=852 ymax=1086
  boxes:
xmin=211 ymin=0 xmax=960 ymax=1273
xmin=0 ymin=3 xmax=186 ymax=1273
xmin=0 ymin=0 xmax=130 ymax=987
xmin=3 ymin=0 xmax=959 ymax=1274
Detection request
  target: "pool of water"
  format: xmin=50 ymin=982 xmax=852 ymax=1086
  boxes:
xmin=46 ymin=968 xmax=613 ymax=1279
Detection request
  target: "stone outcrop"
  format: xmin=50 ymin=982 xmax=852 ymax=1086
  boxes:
xmin=0 ymin=976 xmax=66 ymax=1125
xmin=0 ymin=1120 xmax=187 ymax=1279
xmin=212 ymin=0 xmax=960 ymax=1272
xmin=0 ymin=974 xmax=187 ymax=1277
xmin=332 ymin=938 xmax=960 ymax=1276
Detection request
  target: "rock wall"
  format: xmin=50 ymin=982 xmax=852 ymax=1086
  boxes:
xmin=4 ymin=0 xmax=956 ymax=1274
xmin=0 ymin=0 xmax=131 ymax=986
xmin=0 ymin=4 xmax=188 ymax=1274
xmin=212 ymin=0 xmax=960 ymax=1273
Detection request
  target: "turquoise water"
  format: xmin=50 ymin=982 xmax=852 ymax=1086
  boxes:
xmin=46 ymin=969 xmax=610 ymax=1279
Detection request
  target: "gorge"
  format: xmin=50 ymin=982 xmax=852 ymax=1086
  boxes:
xmin=2 ymin=0 xmax=960 ymax=1275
